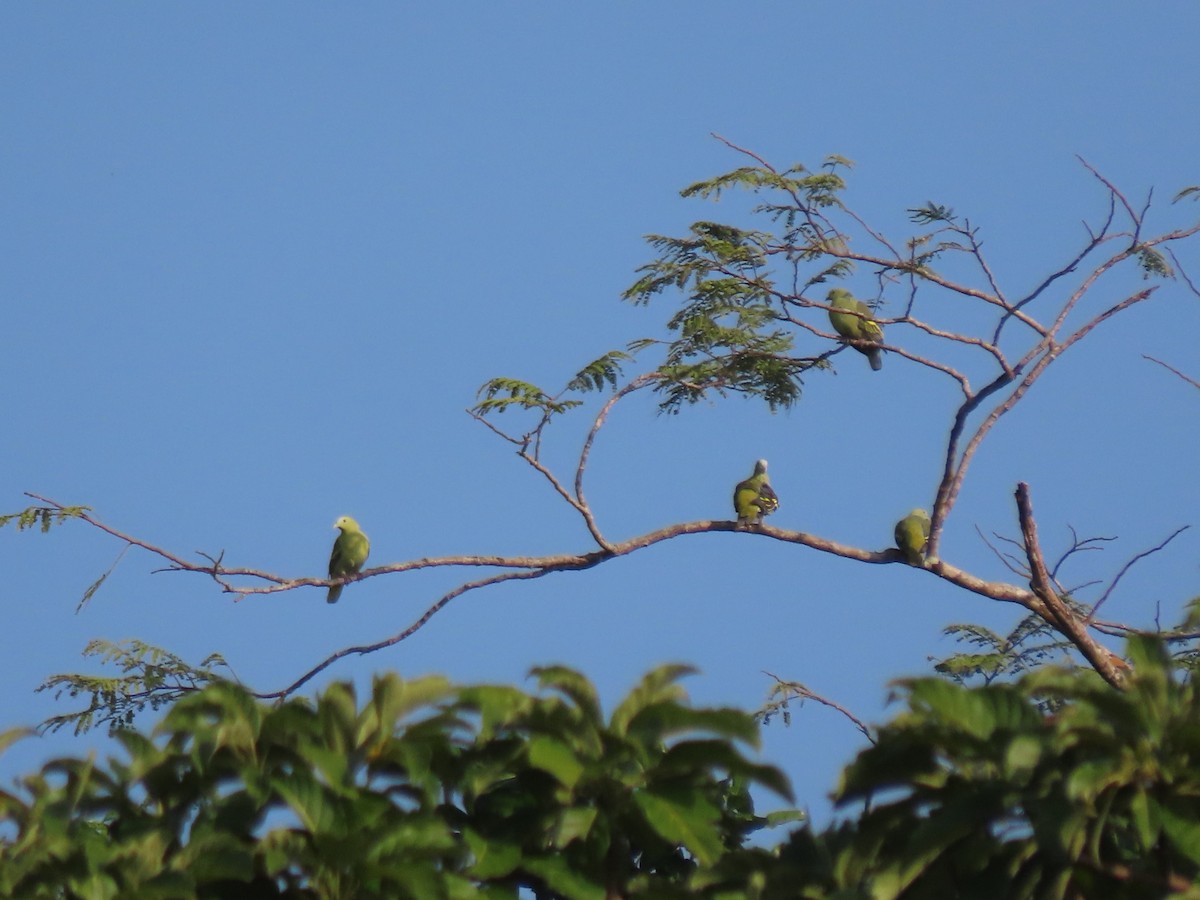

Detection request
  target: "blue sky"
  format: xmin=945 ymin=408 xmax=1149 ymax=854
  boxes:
xmin=4 ymin=5 xmax=1199 ymax=826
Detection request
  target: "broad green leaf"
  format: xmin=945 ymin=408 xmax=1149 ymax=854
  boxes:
xmin=1160 ymin=798 xmax=1200 ymax=866
xmin=529 ymin=665 xmax=603 ymax=726
xmin=906 ymin=679 xmax=1037 ymax=738
xmin=464 ymin=828 xmax=522 ymax=879
xmin=528 ymin=735 xmax=585 ymax=791
xmin=869 ymin=797 xmax=982 ymax=900
xmin=318 ymin=681 xmax=359 ymax=750
xmin=273 ymin=772 xmax=341 ymax=836
xmin=1004 ymin=734 xmax=1042 ymax=780
xmin=610 ymin=664 xmax=697 ymax=736
xmin=656 ymin=739 xmax=792 ymax=802
xmin=764 ymin=808 xmax=806 ymax=828
xmin=459 ymin=684 xmax=533 ymax=738
xmin=634 ymin=786 xmax=723 ymax=866
xmin=171 ymin=830 xmax=254 ymax=881
xmin=365 ymin=818 xmax=457 ymax=858
xmin=627 ymin=704 xmax=759 ymax=747
xmin=1065 ymin=760 xmax=1123 ymax=803
xmin=524 ymin=856 xmax=606 ymax=900
xmin=303 ymin=744 xmax=351 ymax=791
xmin=550 ymin=806 xmax=598 ymax=847
xmin=1129 ymin=789 xmax=1160 ymax=851
xmin=0 ymin=727 xmax=34 ymax=756
xmin=358 ymin=672 xmax=453 ymax=748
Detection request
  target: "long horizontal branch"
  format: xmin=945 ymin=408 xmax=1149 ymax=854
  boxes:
xmin=255 ymin=519 xmax=1047 ymax=698
xmin=42 ymin=483 xmax=1165 ymax=705
xmin=36 ymin=487 xmax=1057 ymax=686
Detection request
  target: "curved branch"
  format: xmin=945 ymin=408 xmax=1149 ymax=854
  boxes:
xmin=1144 ymin=354 xmax=1200 ymax=391
xmin=573 ymin=374 xmax=659 ymax=552
xmin=468 ymin=408 xmax=612 ymax=551
xmin=255 ymin=567 xmax=554 ymax=699
xmin=1086 ymin=525 xmax=1190 ymax=623
xmin=761 ymin=670 xmax=874 ymax=743
xmin=258 ymin=518 xmax=1044 ymax=699
xmin=43 ymin=482 xmax=1061 ymax=697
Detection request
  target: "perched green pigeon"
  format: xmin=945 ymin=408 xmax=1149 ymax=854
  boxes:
xmin=327 ymin=515 xmax=370 ymax=603
xmin=827 ymin=287 xmax=884 ymax=371
xmin=733 ymin=459 xmax=780 ymax=525
xmin=894 ymin=508 xmax=931 ymax=566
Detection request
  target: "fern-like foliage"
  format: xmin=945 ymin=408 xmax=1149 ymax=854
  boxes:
xmin=0 ymin=503 xmax=91 ymax=532
xmin=679 ymin=158 xmax=851 ymax=210
xmin=476 ymin=149 xmax=1200 ymax=432
xmin=472 ymin=351 xmax=633 ymax=420
xmin=1136 ymin=244 xmax=1174 ymax=279
xmin=623 ymin=216 xmax=827 ymax=413
xmin=471 ymin=377 xmax=582 ymax=417
xmin=470 ymin=351 xmax=638 ymax=457
xmin=907 ymin=201 xmax=957 ymax=225
xmin=564 ymin=349 xmax=631 ymax=393
xmin=37 ymin=639 xmax=230 ymax=735
xmin=934 ymin=604 xmax=1087 ymax=686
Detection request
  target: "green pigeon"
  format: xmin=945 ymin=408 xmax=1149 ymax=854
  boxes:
xmin=894 ymin=508 xmax=931 ymax=566
xmin=827 ymin=287 xmax=885 ymax=371
xmin=733 ymin=459 xmax=780 ymax=525
xmin=327 ymin=515 xmax=370 ymax=603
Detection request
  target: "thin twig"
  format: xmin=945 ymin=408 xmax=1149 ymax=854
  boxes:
xmin=256 ymin=568 xmax=556 ymax=699
xmin=974 ymin=525 xmax=1028 ymax=578
xmin=574 ymin=374 xmax=659 ymax=552
xmin=1165 ymin=247 xmax=1200 ymax=299
xmin=1078 ymin=156 xmax=1142 ymax=239
xmin=1049 ymin=527 xmax=1116 ymax=580
xmin=1144 ymin=355 xmax=1200 ymax=390
xmin=994 ymin=202 xmax=1112 ymax=344
xmin=762 ymin=671 xmax=874 ymax=743
xmin=1087 ymin=525 xmax=1190 ymax=622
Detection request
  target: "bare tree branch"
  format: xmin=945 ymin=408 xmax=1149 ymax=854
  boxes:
xmin=573 ymin=374 xmax=659 ymax=552
xmin=1144 ymin=355 xmax=1200 ymax=390
xmin=1049 ymin=526 xmax=1116 ymax=581
xmin=974 ymin=525 xmax=1028 ymax=578
xmin=1015 ymin=482 xmax=1126 ymax=688
xmin=761 ymin=670 xmax=874 ymax=743
xmin=1086 ymin=525 xmax=1190 ymax=622
xmin=257 ymin=567 xmax=555 ymax=699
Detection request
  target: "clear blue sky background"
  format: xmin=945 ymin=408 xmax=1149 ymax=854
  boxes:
xmin=4 ymin=4 xmax=1199 ymax=826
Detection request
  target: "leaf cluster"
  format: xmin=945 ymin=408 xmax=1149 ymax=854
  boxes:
xmin=470 ymin=351 xmax=634 ymax=456
xmin=36 ymin=639 xmax=230 ymax=735
xmin=473 ymin=352 xmax=631 ymax=419
xmin=833 ymin=636 xmax=1200 ymax=898
xmin=2 ymin=664 xmax=797 ymax=899
xmin=934 ymin=609 xmax=1085 ymax=689
xmin=0 ymin=503 xmax=90 ymax=533
xmin=623 ymin=219 xmax=824 ymax=413
xmin=8 ymin=639 xmax=1200 ymax=897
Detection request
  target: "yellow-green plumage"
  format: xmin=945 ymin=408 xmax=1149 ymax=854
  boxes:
xmin=894 ymin=508 xmax=931 ymax=566
xmin=733 ymin=459 xmax=780 ymax=525
xmin=328 ymin=515 xmax=370 ymax=603
xmin=827 ymin=287 xmax=884 ymax=371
